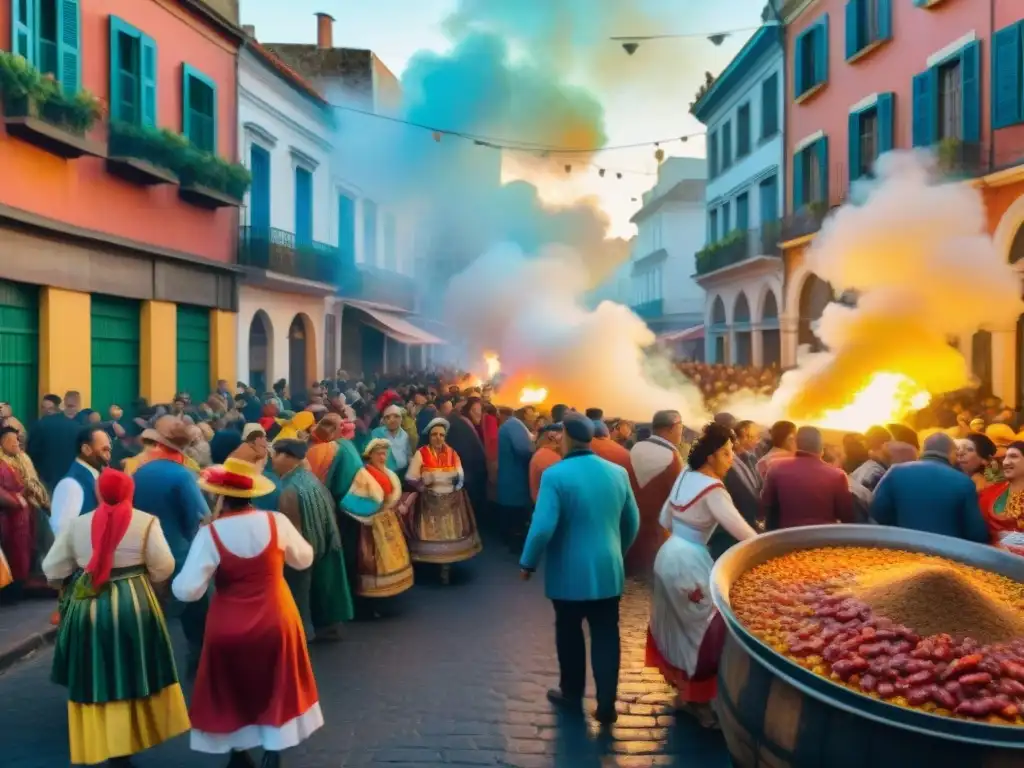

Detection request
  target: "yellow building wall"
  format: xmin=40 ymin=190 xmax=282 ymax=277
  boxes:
xmin=140 ymin=301 xmax=177 ymax=404
xmin=210 ymin=309 xmax=236 ymax=389
xmin=39 ymin=287 xmax=91 ymax=404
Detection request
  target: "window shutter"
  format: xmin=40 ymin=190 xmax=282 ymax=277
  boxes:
xmin=56 ymin=0 xmax=81 ymax=94
xmin=912 ymin=69 xmax=935 ymax=146
xmin=140 ymin=35 xmax=158 ymax=127
xmin=848 ymin=111 xmax=862 ymax=180
xmin=992 ymin=24 xmax=1023 ymax=129
xmin=295 ymin=168 xmax=313 ymax=245
xmin=877 ymin=92 xmax=895 ymax=152
xmin=877 ymin=0 xmax=893 ymax=42
xmin=793 ymin=150 xmax=805 ymax=209
xmin=109 ymin=17 xmax=125 ymax=123
xmin=960 ymin=40 xmax=981 ymax=142
xmin=208 ymin=79 xmax=219 ymax=154
xmin=794 ymin=29 xmax=806 ymax=95
xmin=845 ymin=0 xmax=859 ymax=60
xmin=11 ymin=0 xmax=35 ymax=63
xmin=182 ymin=66 xmax=193 ymax=139
xmin=816 ymin=137 xmax=829 ymax=204
xmin=815 ymin=15 xmax=830 ymax=86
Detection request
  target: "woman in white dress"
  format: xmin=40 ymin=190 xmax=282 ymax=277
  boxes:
xmin=645 ymin=422 xmax=758 ymax=728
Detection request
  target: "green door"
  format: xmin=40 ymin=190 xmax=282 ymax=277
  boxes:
xmin=176 ymin=305 xmax=210 ymax=400
xmin=90 ymin=296 xmax=140 ymax=416
xmin=0 ymin=280 xmax=39 ymax=423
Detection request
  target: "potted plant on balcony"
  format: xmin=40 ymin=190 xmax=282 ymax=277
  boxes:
xmin=0 ymin=51 xmax=103 ymax=158
xmin=936 ymin=136 xmax=966 ymax=176
xmin=176 ymin=146 xmax=251 ymax=209
xmin=106 ymin=121 xmax=186 ymax=185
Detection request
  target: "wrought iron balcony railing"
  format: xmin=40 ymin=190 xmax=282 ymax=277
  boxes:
xmin=695 ymin=225 xmax=782 ymax=276
xmin=238 ymin=226 xmax=339 ymax=284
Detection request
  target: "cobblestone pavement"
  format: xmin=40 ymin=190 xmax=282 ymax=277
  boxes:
xmin=0 ymin=537 xmax=730 ymax=767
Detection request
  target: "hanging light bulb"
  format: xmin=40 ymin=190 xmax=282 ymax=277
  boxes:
xmin=431 ymin=131 xmax=441 ymax=143
xmin=655 ymin=147 xmax=665 ymax=163
xmin=616 ymin=172 xmax=622 ymax=179
xmin=598 ymin=168 xmax=606 ymax=177
xmin=708 ymin=33 xmax=727 ymax=46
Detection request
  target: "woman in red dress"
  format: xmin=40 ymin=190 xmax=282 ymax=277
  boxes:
xmin=978 ymin=441 xmax=1024 ymax=557
xmin=172 ymin=457 xmax=321 ymax=768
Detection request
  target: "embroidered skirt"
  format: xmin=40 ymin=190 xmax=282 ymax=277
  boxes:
xmin=355 ymin=508 xmax=414 ymax=598
xmin=407 ymin=490 xmax=483 ymax=564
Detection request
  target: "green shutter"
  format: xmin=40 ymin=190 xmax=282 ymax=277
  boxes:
xmin=877 ymin=92 xmax=895 ymax=152
xmin=0 ymin=280 xmax=39 ymax=426
xmin=176 ymin=305 xmax=210 ymax=400
xmin=992 ymin=23 xmax=1023 ymax=129
xmin=12 ymin=0 xmax=35 ymax=63
xmin=140 ymin=34 xmax=158 ymax=127
xmin=877 ymin=0 xmax=892 ymax=41
xmin=90 ymin=296 xmax=140 ymax=417
xmin=848 ymin=111 xmax=862 ymax=179
xmin=109 ymin=16 xmax=145 ymax=125
xmin=182 ymin=64 xmax=218 ymax=153
xmin=56 ymin=0 xmax=81 ymax=93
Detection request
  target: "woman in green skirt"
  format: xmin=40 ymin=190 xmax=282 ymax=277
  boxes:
xmin=43 ymin=467 xmax=190 ymax=766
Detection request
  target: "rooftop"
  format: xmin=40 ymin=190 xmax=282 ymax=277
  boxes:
xmin=690 ymin=23 xmax=782 ymax=125
xmin=246 ymin=40 xmax=329 ymax=107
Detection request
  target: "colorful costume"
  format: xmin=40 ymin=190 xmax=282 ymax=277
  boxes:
xmin=0 ymin=458 xmax=33 ymax=582
xmin=627 ymin=436 xmax=683 ymax=576
xmin=44 ymin=469 xmax=189 ymax=765
xmin=979 ymin=481 xmax=1024 ymax=556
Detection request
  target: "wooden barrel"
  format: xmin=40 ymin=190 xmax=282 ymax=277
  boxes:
xmin=717 ymin=632 xmax=1023 ymax=768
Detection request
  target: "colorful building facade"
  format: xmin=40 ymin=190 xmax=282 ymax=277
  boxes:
xmin=0 ymin=0 xmax=244 ymax=419
xmin=780 ymin=0 xmax=1024 ymax=405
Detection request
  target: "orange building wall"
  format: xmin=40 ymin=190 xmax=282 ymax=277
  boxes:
xmin=0 ymin=0 xmax=239 ymax=263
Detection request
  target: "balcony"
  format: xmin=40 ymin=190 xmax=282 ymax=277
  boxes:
xmin=338 ymin=263 xmax=417 ymax=313
xmin=237 ymin=226 xmax=339 ymax=284
xmin=695 ymin=225 xmax=782 ymax=276
xmin=631 ymin=299 xmax=664 ymax=319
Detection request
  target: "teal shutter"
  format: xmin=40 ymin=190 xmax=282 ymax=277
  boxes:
xmin=877 ymin=0 xmax=892 ymax=42
xmin=992 ymin=24 xmax=1023 ymax=129
xmin=12 ymin=0 xmax=35 ymax=63
xmin=849 ymin=111 xmax=862 ymax=179
xmin=793 ymin=149 xmax=805 ymax=209
xmin=294 ymin=167 xmax=313 ymax=245
xmin=181 ymin=66 xmax=192 ymax=138
xmin=250 ymin=145 xmax=271 ymax=234
xmin=877 ymin=92 xmax=895 ymax=152
xmin=140 ymin=35 xmax=157 ymax=127
xmin=845 ymin=0 xmax=858 ymax=59
xmin=815 ymin=15 xmax=830 ymax=86
xmin=816 ymin=137 xmax=829 ymax=204
xmin=960 ymin=41 xmax=981 ymax=143
xmin=794 ymin=29 xmax=806 ymax=95
xmin=339 ymin=194 xmax=356 ymax=266
xmin=182 ymin=65 xmax=218 ymax=152
xmin=912 ymin=69 xmax=935 ymax=146
xmin=0 ymin=280 xmax=40 ymax=427
xmin=176 ymin=305 xmax=211 ymax=400
xmin=57 ymin=0 xmax=81 ymax=94
xmin=90 ymin=296 xmax=141 ymax=418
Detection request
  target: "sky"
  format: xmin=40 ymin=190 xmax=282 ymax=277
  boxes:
xmin=240 ymin=0 xmax=769 ymax=238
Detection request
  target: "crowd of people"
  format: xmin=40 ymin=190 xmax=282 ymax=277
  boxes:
xmin=3 ymin=368 xmax=1024 ymax=763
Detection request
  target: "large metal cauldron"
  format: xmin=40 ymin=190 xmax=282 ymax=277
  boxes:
xmin=710 ymin=525 xmax=1024 ymax=768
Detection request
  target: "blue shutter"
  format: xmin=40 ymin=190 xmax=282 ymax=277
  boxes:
xmin=294 ymin=167 xmax=313 ymax=245
xmin=960 ymin=41 xmax=981 ymax=143
xmin=877 ymin=92 xmax=895 ymax=152
xmin=57 ymin=0 xmax=81 ymax=94
xmin=12 ymin=0 xmax=35 ymax=63
xmin=794 ymin=29 xmax=806 ymax=96
xmin=339 ymin=194 xmax=356 ymax=265
xmin=249 ymin=145 xmax=271 ymax=234
xmin=794 ymin=150 xmax=805 ymax=209
xmin=992 ymin=24 xmax=1023 ymax=129
xmin=912 ymin=69 xmax=936 ymax=146
xmin=816 ymin=137 xmax=829 ymax=204
xmin=737 ymin=194 xmax=749 ymax=231
xmin=815 ymin=15 xmax=830 ymax=86
xmin=849 ymin=110 xmax=862 ymax=179
xmin=877 ymin=0 xmax=892 ymax=42
xmin=181 ymin=66 xmax=192 ymax=138
xmin=845 ymin=0 xmax=859 ymax=60
xmin=140 ymin=35 xmax=157 ymax=127
xmin=109 ymin=16 xmax=126 ymax=124
xmin=760 ymin=176 xmax=779 ymax=223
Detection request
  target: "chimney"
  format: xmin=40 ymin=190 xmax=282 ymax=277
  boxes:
xmin=315 ymin=12 xmax=334 ymax=49
xmin=242 ymin=24 xmax=255 ymax=38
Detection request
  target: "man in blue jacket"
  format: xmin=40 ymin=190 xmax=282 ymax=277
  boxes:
xmin=871 ymin=432 xmax=989 ymax=543
xmin=520 ymin=411 xmax=640 ymax=726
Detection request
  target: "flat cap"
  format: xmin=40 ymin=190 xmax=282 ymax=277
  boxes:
xmin=562 ymin=411 xmax=594 ymax=443
xmin=273 ymin=439 xmax=308 ymax=460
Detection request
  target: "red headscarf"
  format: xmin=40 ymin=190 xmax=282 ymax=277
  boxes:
xmin=85 ymin=469 xmax=135 ymax=589
xmin=375 ymin=389 xmax=402 ymax=413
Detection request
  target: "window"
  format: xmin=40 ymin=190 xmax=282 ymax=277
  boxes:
xmin=11 ymin=0 xmax=81 ymax=93
xmin=992 ymin=22 xmax=1024 ymax=129
xmin=845 ymin=0 xmax=891 ymax=61
xmin=708 ymin=131 xmax=719 ymax=177
xmin=109 ymin=16 xmax=157 ymax=126
xmin=737 ymin=103 xmax=751 ymax=158
xmin=338 ymin=194 xmax=356 ymax=266
xmin=721 ymin=120 xmax=732 ymax=169
xmin=249 ymin=145 xmax=271 ymax=234
xmin=761 ymin=73 xmax=779 ymax=138
xmin=794 ymin=15 xmax=829 ymax=100
xmin=182 ymin=65 xmax=217 ymax=152
xmin=383 ymin=212 xmax=398 ymax=271
xmin=736 ymin=192 xmax=749 ymax=231
xmin=759 ymin=175 xmax=779 ymax=223
xmin=363 ymin=200 xmax=378 ymax=265
xmin=709 ymin=209 xmax=719 ymax=242
xmin=294 ymin=167 xmax=313 ymax=245
xmin=722 ymin=201 xmax=731 ymax=234
xmin=912 ymin=42 xmax=980 ymax=147
xmin=793 ymin=136 xmax=829 ymax=209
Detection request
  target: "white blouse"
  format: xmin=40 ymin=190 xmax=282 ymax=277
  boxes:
xmin=171 ymin=511 xmax=314 ymax=603
xmin=42 ymin=508 xmax=176 ymax=584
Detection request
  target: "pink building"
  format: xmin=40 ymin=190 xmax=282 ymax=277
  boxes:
xmin=779 ymin=0 xmax=1024 ymax=405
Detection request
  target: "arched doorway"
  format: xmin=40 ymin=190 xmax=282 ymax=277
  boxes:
xmin=734 ymin=292 xmax=752 ymax=365
xmin=711 ymin=295 xmax=727 ymax=363
xmin=248 ymin=310 xmax=272 ymax=394
xmin=289 ymin=315 xmax=308 ymax=394
xmin=762 ymin=289 xmax=781 ymax=366
xmin=798 ymin=274 xmax=832 ymax=352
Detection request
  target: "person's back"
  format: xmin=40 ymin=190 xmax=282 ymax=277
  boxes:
xmin=762 ymin=427 xmax=853 ymax=530
xmin=497 ymin=417 xmax=532 ymax=508
xmin=28 ymin=412 xmax=81 ymax=491
xmin=132 ymin=458 xmax=208 ymax=569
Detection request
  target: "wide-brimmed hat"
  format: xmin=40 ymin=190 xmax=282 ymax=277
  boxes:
xmin=199 ymin=457 xmax=277 ymax=498
xmin=140 ymin=415 xmax=193 ymax=453
xmin=362 ymin=437 xmax=391 ymax=458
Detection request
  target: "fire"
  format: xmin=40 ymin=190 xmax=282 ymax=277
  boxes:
xmin=804 ymin=372 xmax=930 ymax=433
xmin=484 ymin=352 xmax=501 ymax=379
xmin=519 ymin=386 xmax=549 ymax=405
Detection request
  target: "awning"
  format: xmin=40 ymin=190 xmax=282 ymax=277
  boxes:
xmin=657 ymin=324 xmax=704 ymax=344
xmin=348 ymin=302 xmax=445 ymax=346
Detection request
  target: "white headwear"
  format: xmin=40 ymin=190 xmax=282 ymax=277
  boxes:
xmin=425 ymin=417 xmax=450 ymax=434
xmin=383 ymin=404 xmax=402 ymax=418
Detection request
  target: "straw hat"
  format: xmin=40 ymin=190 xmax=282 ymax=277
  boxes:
xmin=198 ymin=457 xmax=276 ymax=498
xmin=140 ymin=415 xmax=193 ymax=453
xmin=362 ymin=437 xmax=391 ymax=458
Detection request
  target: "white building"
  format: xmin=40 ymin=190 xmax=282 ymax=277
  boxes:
xmin=627 ymin=157 xmax=707 ymax=350
xmin=235 ymin=36 xmax=337 ymax=394
xmin=691 ymin=24 xmax=785 ymax=367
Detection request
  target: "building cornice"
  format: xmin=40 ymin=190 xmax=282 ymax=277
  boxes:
xmin=290 ymin=146 xmax=320 ymax=170
xmin=694 ymin=255 xmax=784 ymax=287
xmin=243 ymin=121 xmax=278 ymax=147
xmin=239 ymin=84 xmax=333 ymax=153
xmin=239 ymin=48 xmax=332 ymax=123
xmin=691 ymin=24 xmax=783 ymax=124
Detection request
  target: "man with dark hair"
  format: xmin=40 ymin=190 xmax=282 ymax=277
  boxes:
xmin=627 ymin=410 xmax=684 ymax=576
xmin=585 ymin=408 xmax=604 ymax=421
xmin=27 ymin=393 xmax=84 ymax=493
xmin=40 ymin=394 xmax=61 ymax=416
xmin=761 ymin=426 xmax=854 ymax=530
xmin=49 ymin=426 xmax=111 ymax=534
xmin=850 ymin=425 xmax=893 ymax=492
xmin=757 ymin=420 xmax=797 ymax=479
xmin=711 ymin=419 xmax=762 ymax=560
xmin=550 ymin=404 xmax=570 ymax=424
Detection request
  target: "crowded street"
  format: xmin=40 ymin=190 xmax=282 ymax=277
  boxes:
xmin=1 ymin=541 xmax=729 ymax=768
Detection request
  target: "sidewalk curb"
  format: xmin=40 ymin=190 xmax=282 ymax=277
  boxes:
xmin=0 ymin=625 xmax=58 ymax=674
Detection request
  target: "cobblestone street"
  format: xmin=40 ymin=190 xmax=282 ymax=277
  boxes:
xmin=0 ymin=537 xmax=729 ymax=767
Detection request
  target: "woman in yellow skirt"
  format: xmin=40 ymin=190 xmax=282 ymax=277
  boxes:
xmin=43 ymin=468 xmax=190 ymax=766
